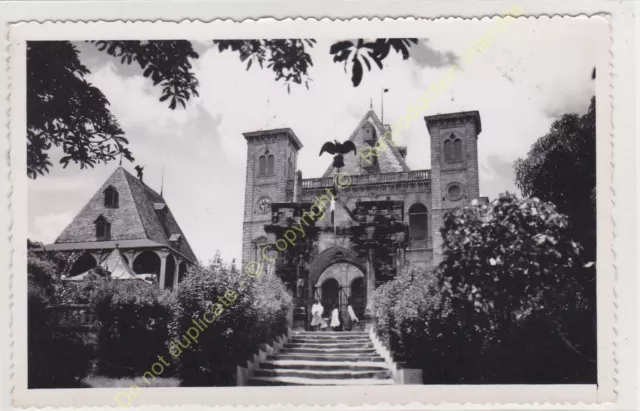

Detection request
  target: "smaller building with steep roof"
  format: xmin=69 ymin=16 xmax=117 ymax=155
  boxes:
xmin=46 ymin=166 xmax=197 ymax=289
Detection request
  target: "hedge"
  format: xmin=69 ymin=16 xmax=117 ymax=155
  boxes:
xmin=168 ymin=259 xmax=292 ymax=386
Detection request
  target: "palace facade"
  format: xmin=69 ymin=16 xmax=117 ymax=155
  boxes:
xmin=241 ymin=109 xmax=486 ymax=325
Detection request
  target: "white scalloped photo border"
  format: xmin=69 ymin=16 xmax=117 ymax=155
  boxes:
xmin=6 ymin=14 xmax=614 ymax=409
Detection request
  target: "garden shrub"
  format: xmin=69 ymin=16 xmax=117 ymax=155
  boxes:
xmin=27 ymin=246 xmax=95 ymax=388
xmin=169 ymin=258 xmax=292 ymax=386
xmin=369 ymin=194 xmax=596 ymax=383
xmin=92 ymin=280 xmax=172 ymax=378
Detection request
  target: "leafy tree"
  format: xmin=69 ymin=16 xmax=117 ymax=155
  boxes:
xmin=329 ymin=39 xmax=418 ymax=86
xmin=27 ymin=42 xmax=132 ymax=179
xmin=514 ymin=97 xmax=596 ymax=262
xmin=438 ymin=194 xmax=595 ymax=382
xmin=27 ymin=38 xmax=418 ymax=178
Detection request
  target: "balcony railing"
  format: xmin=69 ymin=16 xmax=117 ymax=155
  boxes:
xmin=301 ymin=169 xmax=430 ymax=190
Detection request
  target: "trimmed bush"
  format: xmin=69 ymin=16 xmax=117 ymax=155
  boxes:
xmin=92 ymin=280 xmax=172 ymax=378
xmin=169 ymin=259 xmax=292 ymax=386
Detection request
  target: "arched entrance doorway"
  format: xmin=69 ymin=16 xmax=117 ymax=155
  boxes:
xmin=69 ymin=253 xmax=97 ymax=276
xmin=133 ymin=251 xmax=161 ymax=282
xmin=320 ymin=278 xmax=339 ymax=313
xmin=313 ymin=262 xmax=365 ymax=326
xmin=350 ymin=277 xmax=366 ymax=319
xmin=307 ymin=247 xmax=367 ymax=329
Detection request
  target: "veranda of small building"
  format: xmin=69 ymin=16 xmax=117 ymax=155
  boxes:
xmin=45 ymin=239 xmax=191 ymax=290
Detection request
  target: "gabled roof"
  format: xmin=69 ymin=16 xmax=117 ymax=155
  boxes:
xmin=54 ymin=167 xmax=197 ymax=263
xmin=322 ymin=110 xmax=410 ymax=178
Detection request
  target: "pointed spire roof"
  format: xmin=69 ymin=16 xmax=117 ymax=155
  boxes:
xmin=322 ymin=110 xmax=409 ymax=177
xmin=53 ymin=167 xmax=197 ymax=263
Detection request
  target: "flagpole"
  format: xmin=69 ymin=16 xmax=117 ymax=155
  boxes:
xmin=381 ymin=88 xmax=384 ymax=124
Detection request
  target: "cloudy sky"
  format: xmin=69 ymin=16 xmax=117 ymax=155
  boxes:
xmin=27 ymin=17 xmax=599 ymax=265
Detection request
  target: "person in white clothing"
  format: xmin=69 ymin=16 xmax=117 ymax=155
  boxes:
xmin=346 ymin=297 xmax=360 ymax=331
xmin=310 ymin=299 xmax=324 ymax=331
xmin=330 ymin=305 xmax=341 ymax=331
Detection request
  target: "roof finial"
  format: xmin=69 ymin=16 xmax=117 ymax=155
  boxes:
xmin=134 ymin=165 xmax=144 ymax=183
xmin=370 ymin=98 xmax=373 ymax=110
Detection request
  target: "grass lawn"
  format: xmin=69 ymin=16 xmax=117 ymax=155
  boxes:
xmin=84 ymin=375 xmax=181 ymax=388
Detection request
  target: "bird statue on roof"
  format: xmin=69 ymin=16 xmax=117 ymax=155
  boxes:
xmin=319 ymin=139 xmax=357 ymax=170
xmin=134 ymin=165 xmax=145 ymax=182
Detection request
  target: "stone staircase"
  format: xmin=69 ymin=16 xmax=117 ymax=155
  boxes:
xmin=248 ymin=331 xmax=393 ymax=386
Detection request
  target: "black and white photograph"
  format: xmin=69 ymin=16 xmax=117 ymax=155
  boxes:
xmin=9 ymin=10 xmax=615 ymax=408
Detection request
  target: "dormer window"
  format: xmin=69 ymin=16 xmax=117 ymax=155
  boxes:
xmin=104 ymin=186 xmax=119 ymax=208
xmin=169 ymin=234 xmax=182 ymax=248
xmin=94 ymin=215 xmax=111 ymax=240
xmin=363 ymin=123 xmax=377 ymax=144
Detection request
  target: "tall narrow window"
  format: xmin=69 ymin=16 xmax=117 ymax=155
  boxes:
xmin=258 ymin=155 xmax=266 ymax=176
xmin=444 ymin=140 xmax=453 ymax=161
xmin=267 ymin=155 xmax=275 ymax=176
xmin=453 ymin=139 xmax=463 ymax=161
xmin=408 ymin=203 xmax=428 ymax=241
xmin=95 ymin=216 xmax=111 ymax=240
xmin=104 ymin=186 xmax=119 ymax=208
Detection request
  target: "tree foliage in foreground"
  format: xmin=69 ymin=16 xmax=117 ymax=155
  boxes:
xmin=514 ymin=97 xmax=596 ymax=262
xmin=27 ymin=38 xmax=418 ymax=178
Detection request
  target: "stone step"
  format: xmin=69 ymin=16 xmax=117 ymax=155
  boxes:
xmin=254 ymin=369 xmax=391 ymax=380
xmin=294 ymin=331 xmax=368 ymax=337
xmin=280 ymin=347 xmax=377 ymax=355
xmin=291 ymin=337 xmax=372 ymax=344
xmin=269 ymin=354 xmax=385 ymax=363
xmin=248 ymin=376 xmax=393 ymax=386
xmin=284 ymin=342 xmax=373 ymax=349
xmin=260 ymin=360 xmax=387 ymax=371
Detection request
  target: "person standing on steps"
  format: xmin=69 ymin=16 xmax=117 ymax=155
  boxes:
xmin=346 ymin=297 xmax=360 ymax=331
xmin=330 ymin=304 xmax=341 ymax=331
xmin=310 ymin=299 xmax=324 ymax=331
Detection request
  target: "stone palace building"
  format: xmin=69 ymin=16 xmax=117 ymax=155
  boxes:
xmin=241 ymin=109 xmax=487 ymax=325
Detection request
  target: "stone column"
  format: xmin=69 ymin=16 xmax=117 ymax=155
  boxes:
xmin=365 ymin=226 xmax=377 ymax=302
xmin=157 ymin=250 xmax=169 ymax=289
xmin=125 ymin=250 xmax=136 ymax=269
xmin=293 ymin=170 xmax=302 ymax=202
xmin=173 ymin=257 xmax=182 ymax=289
xmin=366 ymin=249 xmax=376 ymax=302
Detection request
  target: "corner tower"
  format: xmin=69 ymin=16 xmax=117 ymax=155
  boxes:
xmin=425 ymin=111 xmax=482 ymax=264
xmin=241 ymin=128 xmax=303 ymax=266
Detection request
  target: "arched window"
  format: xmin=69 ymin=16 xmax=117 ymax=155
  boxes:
xmin=444 ymin=139 xmax=453 ymax=161
xmin=288 ymin=157 xmax=293 ymax=179
xmin=94 ymin=215 xmax=111 ymax=240
xmin=104 ymin=186 xmax=119 ymax=208
xmin=267 ymin=154 xmax=275 ymax=176
xmin=408 ymin=203 xmax=428 ymax=241
xmin=453 ymin=138 xmax=463 ymax=161
xmin=258 ymin=155 xmax=266 ymax=176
